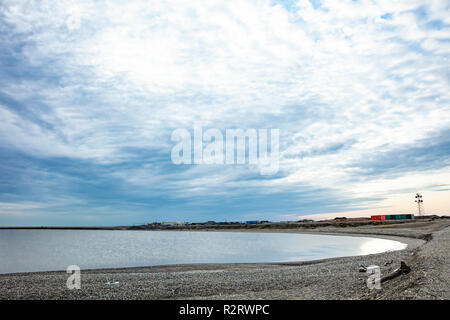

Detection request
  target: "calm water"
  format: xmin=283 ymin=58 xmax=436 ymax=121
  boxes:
xmin=0 ymin=230 xmax=407 ymax=274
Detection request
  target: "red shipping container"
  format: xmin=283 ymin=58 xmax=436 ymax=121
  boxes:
xmin=371 ymin=215 xmax=385 ymax=220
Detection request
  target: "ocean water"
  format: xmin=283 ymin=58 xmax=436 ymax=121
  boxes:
xmin=0 ymin=229 xmax=407 ymax=274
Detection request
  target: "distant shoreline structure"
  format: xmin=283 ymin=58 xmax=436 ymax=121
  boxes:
xmin=1 ymin=214 xmax=448 ymax=231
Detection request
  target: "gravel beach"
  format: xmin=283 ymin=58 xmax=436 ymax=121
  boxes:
xmin=0 ymin=220 xmax=448 ymax=300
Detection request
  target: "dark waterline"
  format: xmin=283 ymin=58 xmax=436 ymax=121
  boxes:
xmin=0 ymin=229 xmax=407 ymax=274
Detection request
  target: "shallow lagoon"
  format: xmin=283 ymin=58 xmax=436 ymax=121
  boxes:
xmin=0 ymin=229 xmax=407 ymax=274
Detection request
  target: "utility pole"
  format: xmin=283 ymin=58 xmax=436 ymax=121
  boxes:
xmin=415 ymin=193 xmax=424 ymax=216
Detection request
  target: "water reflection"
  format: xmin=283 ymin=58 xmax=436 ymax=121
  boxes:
xmin=359 ymin=238 xmax=407 ymax=255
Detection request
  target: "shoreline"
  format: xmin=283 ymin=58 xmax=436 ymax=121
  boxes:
xmin=0 ymin=220 xmax=448 ymax=299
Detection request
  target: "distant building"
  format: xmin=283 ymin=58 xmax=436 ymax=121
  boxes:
xmin=160 ymin=221 xmax=187 ymax=226
xmin=371 ymin=214 xmax=414 ymax=221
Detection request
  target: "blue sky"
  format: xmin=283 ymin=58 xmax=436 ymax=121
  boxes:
xmin=0 ymin=0 xmax=449 ymax=226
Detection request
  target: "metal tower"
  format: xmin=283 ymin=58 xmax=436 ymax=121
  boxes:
xmin=415 ymin=193 xmax=425 ymax=216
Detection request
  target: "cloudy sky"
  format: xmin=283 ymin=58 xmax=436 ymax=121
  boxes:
xmin=0 ymin=0 xmax=449 ymax=226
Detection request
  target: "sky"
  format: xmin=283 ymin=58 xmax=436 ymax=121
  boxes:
xmin=0 ymin=0 xmax=449 ymax=226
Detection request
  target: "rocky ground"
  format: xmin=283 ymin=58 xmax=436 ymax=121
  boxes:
xmin=0 ymin=220 xmax=448 ymax=300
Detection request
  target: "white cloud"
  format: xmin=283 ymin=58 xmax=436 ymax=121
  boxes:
xmin=0 ymin=0 xmax=449 ymax=216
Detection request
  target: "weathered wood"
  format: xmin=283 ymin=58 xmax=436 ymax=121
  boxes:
xmin=381 ymin=261 xmax=411 ymax=283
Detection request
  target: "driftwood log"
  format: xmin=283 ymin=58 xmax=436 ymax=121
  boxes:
xmin=381 ymin=261 xmax=411 ymax=283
